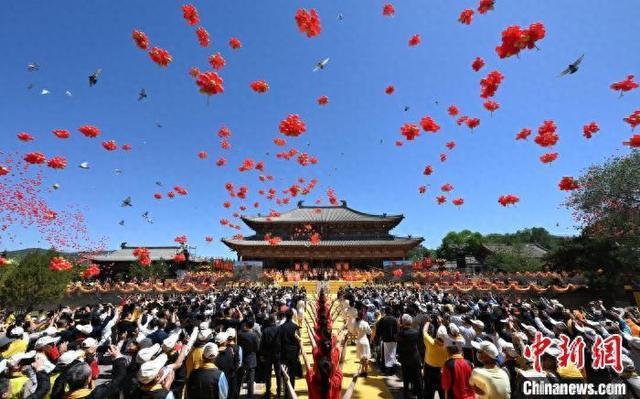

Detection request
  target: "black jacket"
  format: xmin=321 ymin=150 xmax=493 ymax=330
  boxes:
xmin=186 ymin=367 xmax=224 ymax=399
xmin=237 ymin=329 xmax=260 ymax=369
xmin=376 ymin=315 xmax=398 ymax=343
xmin=278 ymin=321 xmax=300 ymax=364
xmin=259 ymin=325 xmax=281 ymax=361
xmin=396 ymin=328 xmax=422 ymax=368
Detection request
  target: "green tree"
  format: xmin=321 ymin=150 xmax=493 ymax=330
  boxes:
xmin=436 ymin=230 xmax=484 ymax=267
xmin=564 ymin=151 xmax=640 ymax=286
xmin=484 ymin=227 xmax=560 ymax=250
xmin=545 ymin=234 xmax=625 ymax=303
xmin=0 ymin=250 xmax=73 ymax=311
xmin=129 ymin=261 xmax=171 ymax=280
xmin=408 ymin=245 xmax=432 ymax=261
xmin=484 ymin=245 xmax=544 ymax=272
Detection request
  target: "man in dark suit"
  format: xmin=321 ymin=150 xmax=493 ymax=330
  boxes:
xmin=375 ymin=306 xmax=398 ymax=375
xmin=238 ymin=317 xmax=260 ymax=398
xmin=279 ymin=309 xmax=301 ymax=399
xmin=259 ymin=314 xmax=282 ymax=399
xmin=396 ymin=314 xmax=423 ymax=399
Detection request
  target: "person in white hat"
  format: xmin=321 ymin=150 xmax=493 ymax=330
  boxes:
xmin=4 ymin=351 xmax=36 ymax=398
xmin=469 ymin=341 xmax=511 ymax=399
xmin=213 ymin=331 xmax=239 ymax=399
xmin=136 ymin=353 xmax=173 ymax=397
xmin=186 ymin=327 xmax=211 ymax=378
xmin=60 ymin=345 xmax=126 ymax=399
xmin=186 ymin=343 xmax=229 ymax=399
xmin=81 ymin=338 xmax=100 ymax=382
xmin=1 ymin=327 xmax=28 ymax=358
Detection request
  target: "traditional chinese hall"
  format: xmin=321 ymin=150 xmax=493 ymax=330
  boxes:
xmin=222 ymin=200 xmax=423 ymax=269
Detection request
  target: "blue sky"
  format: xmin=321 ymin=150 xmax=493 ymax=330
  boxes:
xmin=1 ymin=1 xmax=638 ymax=256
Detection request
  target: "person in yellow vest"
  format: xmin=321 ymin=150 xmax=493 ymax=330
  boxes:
xmin=0 ymin=360 xmax=11 ymax=398
xmin=422 ymin=321 xmax=448 ymax=399
xmin=4 ymin=351 xmax=35 ymax=399
xmin=61 ymin=345 xmax=126 ymax=399
xmin=1 ymin=328 xmax=28 ymax=359
xmin=186 ymin=326 xmax=210 ymax=377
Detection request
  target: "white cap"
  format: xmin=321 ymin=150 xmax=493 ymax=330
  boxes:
xmin=471 ymin=341 xmax=499 ymax=360
xmin=470 ymin=320 xmax=484 ymax=330
xmin=137 ymin=343 xmax=161 ymax=364
xmin=162 ymin=334 xmax=180 ymax=350
xmin=202 ymin=342 xmax=219 ymax=360
xmin=57 ymin=350 xmax=83 ymax=366
xmin=76 ymin=324 xmax=93 ymax=335
xmin=501 ymin=342 xmax=519 ymax=357
xmin=448 ymin=323 xmax=460 ymax=336
xmin=521 ymin=323 xmax=537 ymax=336
xmin=214 ymin=332 xmax=230 ymax=345
xmin=543 ymin=345 xmax=562 ymax=357
xmin=0 ymin=359 xmax=6 ymax=374
xmin=81 ymin=338 xmax=98 ymax=349
xmin=621 ymin=355 xmax=635 ymax=374
xmin=137 ymin=353 xmax=168 ymax=384
xmin=35 ymin=335 xmax=60 ymax=349
xmin=225 ymin=328 xmax=236 ymax=339
xmin=10 ymin=326 xmax=24 ymax=336
xmin=44 ymin=326 xmax=58 ymax=336
xmin=436 ymin=325 xmax=448 ymax=341
xmin=8 ymin=351 xmax=36 ymax=366
xmin=198 ymin=328 xmax=213 ymax=342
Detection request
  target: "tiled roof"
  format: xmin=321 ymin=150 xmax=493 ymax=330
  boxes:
xmin=483 ymin=243 xmax=548 ymax=258
xmin=243 ymin=201 xmax=403 ymax=223
xmin=222 ymin=236 xmax=423 ymax=248
xmin=91 ymin=247 xmax=180 ymax=262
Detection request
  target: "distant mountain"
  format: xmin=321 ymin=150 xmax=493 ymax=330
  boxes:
xmin=2 ymin=248 xmax=83 ymax=262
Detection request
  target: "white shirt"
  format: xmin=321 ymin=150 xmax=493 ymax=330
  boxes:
xmin=469 ymin=366 xmax=511 ymax=399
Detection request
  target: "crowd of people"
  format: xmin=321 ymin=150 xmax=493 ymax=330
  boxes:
xmin=1 ymin=282 xmax=639 ymax=399
xmin=337 ymin=285 xmax=640 ymax=398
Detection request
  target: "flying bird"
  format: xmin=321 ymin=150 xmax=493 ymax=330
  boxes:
xmin=64 ymin=90 xmax=72 ymax=97
xmin=404 ymin=106 xmax=410 ymax=112
xmin=313 ymin=58 xmax=330 ymax=72
xmin=52 ymin=183 xmax=60 ymax=190
xmin=121 ymin=196 xmax=133 ymax=207
xmin=27 ymin=63 xmax=39 ymax=72
xmin=89 ymin=68 xmax=102 ymax=86
xmin=79 ymin=161 xmax=90 ymax=169
xmin=138 ymin=88 xmax=147 ymax=101
xmin=156 ymin=122 xmax=163 ymax=128
xmin=337 ymin=13 xmax=344 ymax=21
xmin=118 ymin=220 xmax=125 ymax=226
xmin=114 ymin=169 xmax=123 ymax=175
xmin=27 ymin=83 xmax=34 ymax=90
xmin=40 ymin=89 xmax=50 ymax=95
xmin=559 ymin=54 xmax=584 ymax=76
xmin=155 ymin=181 xmax=163 ymax=187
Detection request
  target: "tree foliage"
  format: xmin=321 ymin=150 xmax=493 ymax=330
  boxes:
xmin=564 ymin=151 xmax=639 ymax=276
xmin=484 ymin=227 xmax=560 ymax=250
xmin=0 ymin=250 xmax=73 ymax=310
xmin=436 ymin=230 xmax=484 ymax=260
xmin=484 ymin=245 xmax=544 ymax=272
xmin=408 ymin=245 xmax=432 ymax=261
xmin=128 ymin=261 xmax=171 ymax=280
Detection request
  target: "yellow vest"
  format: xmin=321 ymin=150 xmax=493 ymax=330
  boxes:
xmin=423 ymin=333 xmax=448 ymax=367
xmin=186 ymin=346 xmax=205 ymax=377
xmin=9 ymin=375 xmax=28 ymax=399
